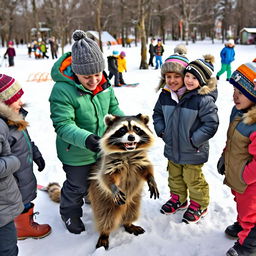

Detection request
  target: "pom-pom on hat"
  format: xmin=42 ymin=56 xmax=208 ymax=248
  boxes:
xmin=229 ymin=60 xmax=256 ymax=103
xmin=184 ymin=55 xmax=215 ymax=86
xmin=0 ymin=74 xmax=24 ymax=105
xmin=161 ymin=44 xmax=189 ymax=78
xmin=71 ymin=30 xmax=105 ymax=75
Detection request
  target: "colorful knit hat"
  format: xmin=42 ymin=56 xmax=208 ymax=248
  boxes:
xmin=161 ymin=44 xmax=189 ymax=77
xmin=112 ymin=50 xmax=119 ymax=56
xmin=71 ymin=30 xmax=105 ymax=75
xmin=229 ymin=60 xmax=256 ymax=103
xmin=184 ymin=55 xmax=215 ymax=86
xmin=0 ymin=74 xmax=24 ymax=105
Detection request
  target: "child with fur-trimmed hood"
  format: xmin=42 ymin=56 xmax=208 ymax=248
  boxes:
xmin=217 ymin=60 xmax=256 ymax=256
xmin=153 ymin=54 xmax=219 ymax=224
xmin=0 ymin=74 xmax=51 ymax=241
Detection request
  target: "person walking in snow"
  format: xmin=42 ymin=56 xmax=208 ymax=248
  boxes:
xmin=148 ymin=38 xmax=155 ymax=67
xmin=217 ymin=60 xmax=256 ymax=256
xmin=216 ymin=39 xmax=235 ymax=81
xmin=117 ymin=51 xmax=127 ymax=85
xmin=153 ymin=50 xmax=219 ymax=224
xmin=107 ymin=50 xmax=120 ymax=86
xmin=0 ymin=74 xmax=51 ymax=240
xmin=153 ymin=38 xmax=164 ymax=69
xmin=49 ymin=30 xmax=124 ymax=235
xmin=4 ymin=41 xmax=16 ymax=67
xmin=0 ymin=101 xmax=24 ymax=256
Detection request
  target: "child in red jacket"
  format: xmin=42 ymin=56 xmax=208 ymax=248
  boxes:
xmin=218 ymin=60 xmax=256 ymax=256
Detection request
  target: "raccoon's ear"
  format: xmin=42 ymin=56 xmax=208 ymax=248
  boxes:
xmin=136 ymin=113 xmax=149 ymax=124
xmin=104 ymin=114 xmax=118 ymax=126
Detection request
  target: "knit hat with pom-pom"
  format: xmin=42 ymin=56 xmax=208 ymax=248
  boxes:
xmin=184 ymin=55 xmax=215 ymax=86
xmin=71 ymin=30 xmax=105 ymax=75
xmin=161 ymin=44 xmax=189 ymax=78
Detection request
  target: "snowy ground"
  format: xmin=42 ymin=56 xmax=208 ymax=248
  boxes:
xmin=0 ymin=40 xmax=255 ymax=256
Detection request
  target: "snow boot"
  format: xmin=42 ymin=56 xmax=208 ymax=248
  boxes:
xmin=160 ymin=193 xmax=188 ymax=214
xmin=61 ymin=215 xmax=85 ymax=234
xmin=14 ymin=203 xmax=51 ymax=240
xmin=226 ymin=242 xmax=254 ymax=256
xmin=225 ymin=222 xmax=243 ymax=239
xmin=182 ymin=200 xmax=207 ymax=224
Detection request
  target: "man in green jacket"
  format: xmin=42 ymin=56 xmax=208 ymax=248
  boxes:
xmin=49 ymin=30 xmax=124 ymax=234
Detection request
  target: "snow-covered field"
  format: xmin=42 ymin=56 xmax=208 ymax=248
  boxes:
xmin=1 ymin=40 xmax=255 ymax=256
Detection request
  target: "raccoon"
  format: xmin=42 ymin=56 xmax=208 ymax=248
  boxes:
xmin=88 ymin=114 xmax=159 ymax=250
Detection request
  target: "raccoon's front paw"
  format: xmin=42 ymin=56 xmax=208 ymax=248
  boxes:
xmin=110 ymin=184 xmax=126 ymax=205
xmin=147 ymin=177 xmax=160 ymax=199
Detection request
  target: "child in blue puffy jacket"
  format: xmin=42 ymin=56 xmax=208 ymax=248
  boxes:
xmin=216 ymin=39 xmax=235 ymax=81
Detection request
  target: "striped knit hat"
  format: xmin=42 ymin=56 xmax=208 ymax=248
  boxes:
xmin=0 ymin=74 xmax=24 ymax=105
xmin=229 ymin=60 xmax=256 ymax=103
xmin=161 ymin=44 xmax=189 ymax=78
xmin=184 ymin=55 xmax=215 ymax=86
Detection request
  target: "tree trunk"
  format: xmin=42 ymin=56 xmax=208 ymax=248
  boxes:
xmin=139 ymin=0 xmax=148 ymax=69
xmin=96 ymin=0 xmax=103 ymax=52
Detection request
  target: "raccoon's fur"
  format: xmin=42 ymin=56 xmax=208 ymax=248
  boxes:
xmin=88 ymin=114 xmax=159 ymax=250
xmin=46 ymin=182 xmax=61 ymax=203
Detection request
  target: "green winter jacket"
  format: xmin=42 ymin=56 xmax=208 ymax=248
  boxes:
xmin=49 ymin=52 xmax=124 ymax=166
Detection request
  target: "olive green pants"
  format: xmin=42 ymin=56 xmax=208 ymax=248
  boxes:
xmin=167 ymin=160 xmax=209 ymax=209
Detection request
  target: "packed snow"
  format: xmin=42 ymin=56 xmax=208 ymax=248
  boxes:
xmin=1 ymin=39 xmax=255 ymax=256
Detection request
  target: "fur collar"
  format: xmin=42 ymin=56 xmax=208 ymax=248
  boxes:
xmin=243 ymin=105 xmax=256 ymax=125
xmin=0 ymin=102 xmax=28 ymax=130
xmin=198 ymin=77 xmax=217 ymax=95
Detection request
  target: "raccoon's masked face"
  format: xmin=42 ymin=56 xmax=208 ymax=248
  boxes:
xmin=100 ymin=114 xmax=154 ymax=153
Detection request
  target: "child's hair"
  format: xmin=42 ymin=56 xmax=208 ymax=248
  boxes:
xmin=229 ymin=59 xmax=256 ymax=103
xmin=157 ymin=44 xmax=189 ymax=91
xmin=184 ymin=55 xmax=215 ymax=87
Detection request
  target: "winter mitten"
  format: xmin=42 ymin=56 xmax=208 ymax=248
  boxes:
xmin=34 ymin=156 xmax=45 ymax=172
xmin=217 ymin=155 xmax=225 ymax=175
xmin=85 ymin=134 xmax=101 ymax=153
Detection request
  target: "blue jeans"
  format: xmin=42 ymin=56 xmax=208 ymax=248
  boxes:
xmin=155 ymin=55 xmax=163 ymax=69
xmin=0 ymin=221 xmax=18 ymax=256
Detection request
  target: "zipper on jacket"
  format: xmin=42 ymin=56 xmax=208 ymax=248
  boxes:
xmin=66 ymin=144 xmax=71 ymax=151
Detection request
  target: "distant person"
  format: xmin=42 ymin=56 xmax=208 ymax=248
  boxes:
xmin=153 ymin=52 xmax=219 ymax=224
xmin=117 ymin=51 xmax=127 ymax=85
xmin=4 ymin=41 xmax=16 ymax=67
xmin=49 ymin=30 xmax=124 ymax=234
xmin=27 ymin=43 xmax=32 ymax=58
xmin=49 ymin=37 xmax=58 ymax=59
xmin=0 ymin=74 xmax=51 ymax=240
xmin=40 ymin=41 xmax=49 ymax=59
xmin=217 ymin=60 xmax=256 ymax=256
xmin=154 ymin=38 xmax=164 ymax=69
xmin=0 ymin=100 xmax=24 ymax=256
xmin=107 ymin=50 xmax=120 ymax=86
xmin=148 ymin=38 xmax=155 ymax=67
xmin=216 ymin=39 xmax=235 ymax=81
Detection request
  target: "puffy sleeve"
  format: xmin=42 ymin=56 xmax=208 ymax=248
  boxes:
xmin=242 ymin=132 xmax=256 ymax=185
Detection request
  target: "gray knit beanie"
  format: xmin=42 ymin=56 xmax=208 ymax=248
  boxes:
xmin=71 ymin=30 xmax=105 ymax=75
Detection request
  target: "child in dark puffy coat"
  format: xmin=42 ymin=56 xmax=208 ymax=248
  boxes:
xmin=217 ymin=60 xmax=256 ymax=256
xmin=0 ymin=106 xmax=23 ymax=256
xmin=153 ymin=51 xmax=219 ymax=224
xmin=216 ymin=39 xmax=235 ymax=81
xmin=0 ymin=74 xmax=51 ymax=240
xmin=107 ymin=50 xmax=120 ymax=86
